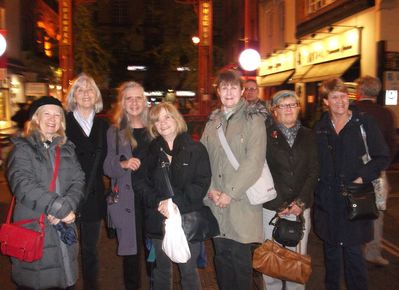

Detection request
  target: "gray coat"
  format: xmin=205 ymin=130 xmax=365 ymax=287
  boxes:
xmin=6 ymin=133 xmax=85 ymax=289
xmin=103 ymin=127 xmax=138 ymax=255
xmin=201 ymin=100 xmax=266 ymax=244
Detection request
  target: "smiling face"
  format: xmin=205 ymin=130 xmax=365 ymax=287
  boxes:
xmin=74 ymin=81 xmax=97 ymax=111
xmin=154 ymin=108 xmax=178 ymax=141
xmin=123 ymin=86 xmax=146 ymax=119
xmin=273 ymin=96 xmax=300 ymax=128
xmin=323 ymin=91 xmax=349 ymax=117
xmin=217 ymin=81 xmax=243 ymax=109
xmin=35 ymin=104 xmax=63 ymax=140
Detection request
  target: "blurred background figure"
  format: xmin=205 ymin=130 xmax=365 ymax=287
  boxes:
xmin=314 ymin=78 xmax=390 ymax=290
xmin=263 ymin=90 xmax=319 ymax=290
xmin=65 ymin=73 xmax=109 ymax=290
xmin=103 ymin=81 xmax=151 ymax=290
xmin=7 ymin=96 xmax=84 ymax=290
xmin=11 ymin=102 xmax=31 ymax=132
xmin=243 ymin=79 xmax=272 ymax=125
xmin=354 ymin=75 xmax=398 ymax=266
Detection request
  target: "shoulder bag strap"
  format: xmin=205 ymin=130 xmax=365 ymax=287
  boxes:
xmin=216 ymin=123 xmax=240 ymax=170
xmin=49 ymin=145 xmax=61 ymax=193
xmin=360 ymin=124 xmax=371 ymax=162
xmin=160 ymin=151 xmax=175 ymax=197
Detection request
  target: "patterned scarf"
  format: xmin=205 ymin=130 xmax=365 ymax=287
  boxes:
xmin=276 ymin=121 xmax=301 ymax=147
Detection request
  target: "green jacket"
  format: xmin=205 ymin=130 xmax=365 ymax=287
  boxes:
xmin=201 ymin=100 xmax=266 ymax=243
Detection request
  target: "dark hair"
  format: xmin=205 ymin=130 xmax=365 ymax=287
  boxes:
xmin=319 ymin=78 xmax=348 ymax=99
xmin=215 ymin=70 xmax=243 ymax=89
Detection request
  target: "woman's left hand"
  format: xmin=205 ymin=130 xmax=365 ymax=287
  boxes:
xmin=288 ymin=203 xmax=303 ymax=216
xmin=61 ymin=212 xmax=76 ymax=224
xmin=47 ymin=214 xmax=60 ymax=225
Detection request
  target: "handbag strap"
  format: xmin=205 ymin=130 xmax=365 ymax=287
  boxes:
xmin=268 ymin=213 xmax=304 ymax=227
xmin=216 ymin=123 xmax=239 ymax=170
xmin=360 ymin=124 xmax=371 ymax=163
xmin=160 ymin=150 xmax=175 ymax=197
xmin=49 ymin=145 xmax=61 ymax=192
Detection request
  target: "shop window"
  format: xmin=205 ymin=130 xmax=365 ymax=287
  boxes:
xmin=111 ymin=0 xmax=129 ymax=25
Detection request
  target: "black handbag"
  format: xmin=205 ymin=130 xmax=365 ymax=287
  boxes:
xmin=160 ymin=157 xmax=220 ymax=242
xmin=343 ymin=182 xmax=379 ymax=221
xmin=269 ymin=214 xmax=304 ymax=247
xmin=181 ymin=206 xmax=220 ymax=242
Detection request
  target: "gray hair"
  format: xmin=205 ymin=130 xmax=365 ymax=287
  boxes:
xmin=65 ymin=73 xmax=103 ymax=113
xmin=271 ymin=90 xmax=299 ymax=107
xmin=355 ymin=75 xmax=381 ymax=98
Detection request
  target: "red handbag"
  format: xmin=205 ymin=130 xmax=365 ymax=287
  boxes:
xmin=0 ymin=197 xmax=45 ymax=262
xmin=0 ymin=145 xmax=60 ymax=262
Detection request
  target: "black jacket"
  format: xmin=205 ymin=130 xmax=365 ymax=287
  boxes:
xmin=263 ymin=123 xmax=319 ymax=211
xmin=66 ymin=112 xmax=109 ymax=221
xmin=314 ymin=110 xmax=390 ymax=246
xmin=133 ymin=133 xmax=212 ymax=239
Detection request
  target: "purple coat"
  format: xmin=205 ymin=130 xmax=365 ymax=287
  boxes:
xmin=103 ymin=126 xmax=138 ymax=255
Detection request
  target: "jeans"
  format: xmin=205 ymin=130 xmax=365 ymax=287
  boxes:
xmin=213 ymin=237 xmax=253 ymax=290
xmin=324 ymin=243 xmax=368 ymax=290
xmin=80 ymin=221 xmax=101 ymax=290
xmin=364 ymin=210 xmax=385 ymax=260
xmin=152 ymin=238 xmax=201 ymax=290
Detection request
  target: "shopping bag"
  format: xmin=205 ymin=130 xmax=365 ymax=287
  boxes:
xmin=161 ymin=199 xmax=191 ymax=263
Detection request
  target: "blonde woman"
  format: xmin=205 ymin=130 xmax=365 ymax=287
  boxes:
xmin=103 ymin=81 xmax=151 ymax=290
xmin=7 ymin=96 xmax=85 ymax=290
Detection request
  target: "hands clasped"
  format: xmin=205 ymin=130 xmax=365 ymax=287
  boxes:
xmin=120 ymin=157 xmax=141 ymax=171
xmin=208 ymin=190 xmax=232 ymax=208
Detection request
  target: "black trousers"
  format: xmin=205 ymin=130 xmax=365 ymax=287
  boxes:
xmin=80 ymin=220 xmax=101 ymax=290
xmin=213 ymin=237 xmax=253 ymax=290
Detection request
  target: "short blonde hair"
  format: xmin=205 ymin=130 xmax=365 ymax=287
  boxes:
xmin=319 ymin=78 xmax=348 ymax=99
xmin=65 ymin=73 xmax=103 ymax=113
xmin=148 ymin=103 xmax=187 ymax=138
xmin=26 ymin=105 xmax=67 ymax=144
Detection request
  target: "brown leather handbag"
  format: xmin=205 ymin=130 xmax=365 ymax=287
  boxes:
xmin=252 ymin=239 xmax=312 ymax=284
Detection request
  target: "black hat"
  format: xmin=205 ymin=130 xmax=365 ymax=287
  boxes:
xmin=29 ymin=96 xmax=63 ymax=119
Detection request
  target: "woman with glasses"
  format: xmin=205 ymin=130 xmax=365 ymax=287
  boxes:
xmin=103 ymin=81 xmax=151 ymax=290
xmin=262 ymin=90 xmax=319 ymax=290
xmin=65 ymin=73 xmax=109 ymax=290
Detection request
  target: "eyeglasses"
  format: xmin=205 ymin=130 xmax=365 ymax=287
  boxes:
xmin=244 ymin=87 xmax=257 ymax=92
xmin=275 ymin=103 xmax=299 ymax=110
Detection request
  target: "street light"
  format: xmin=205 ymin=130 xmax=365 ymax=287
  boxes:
xmin=239 ymin=48 xmax=261 ymax=71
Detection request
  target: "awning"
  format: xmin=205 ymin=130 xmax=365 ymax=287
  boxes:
xmin=287 ymin=65 xmax=312 ymax=83
xmin=300 ymin=56 xmax=359 ymax=83
xmin=258 ymin=69 xmax=295 ymax=87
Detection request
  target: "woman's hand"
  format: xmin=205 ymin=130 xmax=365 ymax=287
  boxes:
xmin=288 ymin=203 xmax=303 ymax=216
xmin=47 ymin=214 xmax=60 ymax=225
xmin=352 ymin=177 xmax=363 ymax=184
xmin=208 ymin=189 xmax=222 ymax=204
xmin=120 ymin=157 xmax=141 ymax=171
xmin=61 ymin=212 xmax=76 ymax=224
xmin=216 ymin=192 xmax=232 ymax=208
xmin=158 ymin=199 xmax=177 ymax=218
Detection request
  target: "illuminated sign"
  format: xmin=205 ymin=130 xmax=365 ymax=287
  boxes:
xmin=60 ymin=0 xmax=72 ymax=45
xmin=199 ymin=1 xmax=212 ymax=46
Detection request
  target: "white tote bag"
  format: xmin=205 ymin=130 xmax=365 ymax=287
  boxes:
xmin=162 ymin=199 xmax=191 ymax=263
xmin=217 ymin=126 xmax=277 ymax=205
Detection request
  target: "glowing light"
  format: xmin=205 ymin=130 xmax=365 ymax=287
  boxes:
xmin=192 ymin=36 xmax=200 ymax=44
xmin=239 ymin=49 xmax=261 ymax=71
xmin=0 ymin=34 xmax=6 ymax=56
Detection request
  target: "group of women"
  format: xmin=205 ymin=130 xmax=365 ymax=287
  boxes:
xmin=6 ymin=69 xmax=390 ymax=290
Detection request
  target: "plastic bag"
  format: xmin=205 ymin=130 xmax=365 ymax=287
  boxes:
xmin=162 ymin=199 xmax=191 ymax=263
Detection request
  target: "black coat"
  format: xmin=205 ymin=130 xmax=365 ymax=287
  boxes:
xmin=133 ymin=133 xmax=212 ymax=239
xmin=66 ymin=112 xmax=109 ymax=222
xmin=314 ymin=110 xmax=390 ymax=246
xmin=263 ymin=124 xmax=319 ymax=211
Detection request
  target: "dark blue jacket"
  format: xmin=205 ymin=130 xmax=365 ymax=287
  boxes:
xmin=314 ymin=110 xmax=390 ymax=246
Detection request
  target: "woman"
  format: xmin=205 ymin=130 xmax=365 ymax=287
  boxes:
xmin=103 ymin=81 xmax=151 ymax=290
xmin=133 ymin=102 xmax=212 ymax=290
xmin=7 ymin=96 xmax=85 ymax=290
xmin=314 ymin=78 xmax=390 ymax=290
xmin=200 ymin=70 xmax=266 ymax=290
xmin=65 ymin=73 xmax=109 ymax=290
xmin=262 ymin=90 xmax=319 ymax=290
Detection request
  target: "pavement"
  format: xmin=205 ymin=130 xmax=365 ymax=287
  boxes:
xmin=1 ymin=169 xmax=399 ymax=290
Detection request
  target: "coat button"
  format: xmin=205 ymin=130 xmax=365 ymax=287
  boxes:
xmin=218 ymin=174 xmax=222 ymax=178
xmin=126 ymin=208 xmax=131 ymax=213
xmin=126 ymin=184 xmax=130 ymax=189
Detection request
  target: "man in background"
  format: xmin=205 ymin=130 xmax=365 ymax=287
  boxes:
xmin=355 ymin=75 xmax=397 ymax=266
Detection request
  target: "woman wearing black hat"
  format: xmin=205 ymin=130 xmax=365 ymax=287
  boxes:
xmin=6 ymin=96 xmax=85 ymax=290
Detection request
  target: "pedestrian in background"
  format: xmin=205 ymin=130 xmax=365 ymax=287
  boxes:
xmin=263 ymin=90 xmax=319 ymax=290
xmin=243 ymin=79 xmax=272 ymax=126
xmin=314 ymin=78 xmax=390 ymax=290
xmin=103 ymin=81 xmax=151 ymax=290
xmin=65 ymin=73 xmax=109 ymax=290
xmin=354 ymin=75 xmax=398 ymax=266
xmin=7 ymin=96 xmax=85 ymax=290
xmin=132 ymin=102 xmax=211 ymax=290
xmin=201 ymin=70 xmax=266 ymax=290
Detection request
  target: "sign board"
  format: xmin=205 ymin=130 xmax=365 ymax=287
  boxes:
xmin=384 ymin=71 xmax=399 ymax=106
xmin=25 ymin=82 xmax=48 ymax=97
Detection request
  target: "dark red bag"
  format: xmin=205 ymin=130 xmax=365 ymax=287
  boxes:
xmin=0 ymin=197 xmax=45 ymax=262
